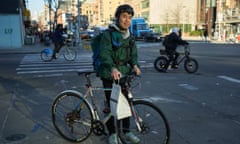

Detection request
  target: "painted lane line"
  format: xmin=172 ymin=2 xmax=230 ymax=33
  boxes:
xmin=143 ymin=97 xmax=188 ymax=104
xmin=179 ymin=83 xmax=199 ymax=90
xmin=217 ymin=75 xmax=240 ymax=84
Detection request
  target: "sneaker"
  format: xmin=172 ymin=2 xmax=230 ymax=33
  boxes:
xmin=125 ymin=132 xmax=140 ymax=144
xmin=108 ymin=133 xmax=117 ymax=144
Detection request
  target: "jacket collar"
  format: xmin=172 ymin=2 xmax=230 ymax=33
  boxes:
xmin=109 ymin=24 xmax=130 ymax=39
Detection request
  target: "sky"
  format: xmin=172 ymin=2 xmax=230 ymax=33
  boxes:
xmin=28 ymin=0 xmax=45 ymax=14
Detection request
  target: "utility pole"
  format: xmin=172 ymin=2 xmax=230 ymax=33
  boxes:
xmin=77 ymin=0 xmax=82 ymax=48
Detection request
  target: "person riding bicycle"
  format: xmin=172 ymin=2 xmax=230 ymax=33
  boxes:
xmin=52 ymin=24 xmax=65 ymax=59
xmin=97 ymin=4 xmax=141 ymax=144
xmin=164 ymin=27 xmax=189 ymax=69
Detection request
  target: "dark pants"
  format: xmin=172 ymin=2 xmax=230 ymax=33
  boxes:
xmin=166 ymin=49 xmax=179 ymax=67
xmin=53 ymin=42 xmax=63 ymax=57
xmin=102 ymin=78 xmax=130 ymax=135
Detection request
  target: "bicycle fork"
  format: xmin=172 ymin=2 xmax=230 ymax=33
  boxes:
xmin=128 ymin=92 xmax=143 ymax=132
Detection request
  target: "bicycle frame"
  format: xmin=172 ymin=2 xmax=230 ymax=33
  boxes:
xmin=176 ymin=46 xmax=191 ymax=64
xmin=73 ymin=72 xmax=143 ymax=131
xmin=161 ymin=45 xmax=190 ymax=65
xmin=65 ymin=73 xmax=113 ymax=123
xmin=176 ymin=54 xmax=186 ymax=65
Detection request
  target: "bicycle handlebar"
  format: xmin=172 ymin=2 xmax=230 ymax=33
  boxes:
xmin=77 ymin=70 xmax=140 ymax=88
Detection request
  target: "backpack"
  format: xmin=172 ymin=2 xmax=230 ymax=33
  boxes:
xmin=162 ymin=34 xmax=169 ymax=47
xmin=91 ymin=29 xmax=134 ymax=73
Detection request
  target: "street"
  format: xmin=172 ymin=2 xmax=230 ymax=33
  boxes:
xmin=0 ymin=41 xmax=240 ymax=144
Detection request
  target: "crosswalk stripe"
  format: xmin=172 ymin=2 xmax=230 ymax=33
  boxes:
xmin=17 ymin=54 xmax=93 ymax=75
xmin=17 ymin=68 xmax=93 ymax=74
xmin=16 ymin=54 xmax=153 ymax=76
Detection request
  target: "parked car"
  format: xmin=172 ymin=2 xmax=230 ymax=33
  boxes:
xmin=81 ymin=30 xmax=95 ymax=40
xmin=87 ymin=30 xmax=95 ymax=40
xmin=81 ymin=31 xmax=89 ymax=40
xmin=144 ymin=32 xmax=162 ymax=42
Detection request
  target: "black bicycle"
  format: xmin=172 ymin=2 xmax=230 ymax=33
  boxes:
xmin=51 ymin=71 xmax=170 ymax=144
xmin=154 ymin=45 xmax=199 ymax=73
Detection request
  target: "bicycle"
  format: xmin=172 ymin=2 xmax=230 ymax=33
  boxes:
xmin=40 ymin=37 xmax=77 ymax=62
xmin=154 ymin=45 xmax=199 ymax=73
xmin=51 ymin=70 xmax=170 ymax=144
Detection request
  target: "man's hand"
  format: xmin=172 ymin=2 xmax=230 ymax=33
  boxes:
xmin=133 ymin=65 xmax=141 ymax=75
xmin=111 ymin=68 xmax=122 ymax=80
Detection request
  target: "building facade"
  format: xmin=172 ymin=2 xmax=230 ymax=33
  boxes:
xmin=37 ymin=0 xmax=202 ymax=34
xmin=0 ymin=0 xmax=30 ymax=48
xmin=215 ymin=0 xmax=240 ymax=41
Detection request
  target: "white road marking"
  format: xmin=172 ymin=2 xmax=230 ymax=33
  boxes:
xmin=217 ymin=75 xmax=240 ymax=84
xmin=143 ymin=96 xmax=187 ymax=104
xmin=179 ymin=83 xmax=199 ymax=90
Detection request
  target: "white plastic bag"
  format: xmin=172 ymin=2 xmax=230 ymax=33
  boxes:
xmin=110 ymin=83 xmax=132 ymax=120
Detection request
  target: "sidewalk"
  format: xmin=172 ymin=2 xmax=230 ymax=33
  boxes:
xmin=0 ymin=41 xmax=46 ymax=54
xmin=183 ymin=36 xmax=234 ymax=44
xmin=0 ymin=40 xmax=89 ymax=55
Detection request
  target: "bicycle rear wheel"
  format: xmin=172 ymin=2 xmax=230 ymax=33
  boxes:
xmin=40 ymin=48 xmax=53 ymax=62
xmin=154 ymin=56 xmax=168 ymax=72
xmin=64 ymin=46 xmax=77 ymax=61
xmin=120 ymin=99 xmax=170 ymax=144
xmin=52 ymin=91 xmax=93 ymax=142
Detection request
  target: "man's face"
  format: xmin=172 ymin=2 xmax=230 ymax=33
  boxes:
xmin=118 ymin=12 xmax=133 ymax=30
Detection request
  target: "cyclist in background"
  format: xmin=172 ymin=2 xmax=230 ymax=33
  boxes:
xmin=164 ymin=27 xmax=188 ymax=69
xmin=52 ymin=24 xmax=65 ymax=59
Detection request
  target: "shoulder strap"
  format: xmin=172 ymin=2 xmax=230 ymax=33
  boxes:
xmin=108 ymin=28 xmax=121 ymax=50
xmin=125 ymin=35 xmax=134 ymax=66
xmin=109 ymin=29 xmax=135 ymax=66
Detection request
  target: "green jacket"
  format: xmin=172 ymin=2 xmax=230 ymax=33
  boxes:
xmin=97 ymin=26 xmax=138 ymax=80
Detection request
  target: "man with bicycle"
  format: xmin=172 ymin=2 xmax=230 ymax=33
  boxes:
xmin=97 ymin=4 xmax=141 ymax=144
xmin=163 ymin=27 xmax=189 ymax=69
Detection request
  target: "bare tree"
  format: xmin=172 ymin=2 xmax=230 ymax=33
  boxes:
xmin=44 ymin=0 xmax=61 ymax=32
xmin=162 ymin=10 xmax=170 ymax=33
xmin=171 ymin=3 xmax=184 ymax=28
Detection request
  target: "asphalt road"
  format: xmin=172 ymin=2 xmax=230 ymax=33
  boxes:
xmin=0 ymin=41 xmax=240 ymax=144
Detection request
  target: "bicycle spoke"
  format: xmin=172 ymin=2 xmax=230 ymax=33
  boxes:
xmin=124 ymin=100 xmax=170 ymax=144
xmin=52 ymin=93 xmax=93 ymax=142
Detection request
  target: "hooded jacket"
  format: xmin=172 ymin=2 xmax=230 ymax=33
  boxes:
xmin=165 ymin=32 xmax=188 ymax=50
xmin=97 ymin=24 xmax=138 ymax=80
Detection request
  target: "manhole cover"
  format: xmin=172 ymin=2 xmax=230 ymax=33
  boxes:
xmin=5 ymin=134 xmax=26 ymax=141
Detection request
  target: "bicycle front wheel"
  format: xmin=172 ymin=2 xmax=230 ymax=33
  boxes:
xmin=123 ymin=99 xmax=170 ymax=144
xmin=184 ymin=58 xmax=198 ymax=73
xmin=52 ymin=91 xmax=93 ymax=142
xmin=64 ymin=46 xmax=77 ymax=61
